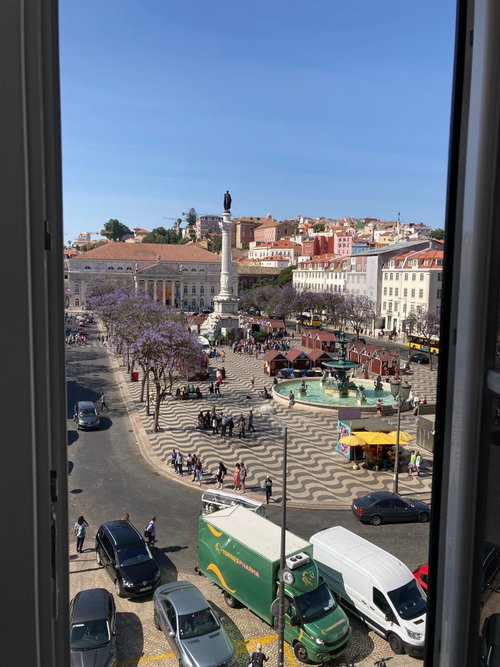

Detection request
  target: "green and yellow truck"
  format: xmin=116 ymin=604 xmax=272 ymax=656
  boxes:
xmin=198 ymin=505 xmax=351 ymax=664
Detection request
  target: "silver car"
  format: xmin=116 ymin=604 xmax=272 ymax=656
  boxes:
xmin=74 ymin=401 xmax=100 ymax=430
xmin=153 ymin=581 xmax=236 ymax=667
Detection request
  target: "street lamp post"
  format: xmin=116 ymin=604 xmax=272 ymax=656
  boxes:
xmin=390 ymin=379 xmax=411 ymax=494
xmin=277 ymin=426 xmax=288 ymax=667
xmin=146 ymin=367 xmax=150 ymax=416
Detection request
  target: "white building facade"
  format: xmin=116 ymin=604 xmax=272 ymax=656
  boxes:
xmin=66 ymin=243 xmax=236 ymax=312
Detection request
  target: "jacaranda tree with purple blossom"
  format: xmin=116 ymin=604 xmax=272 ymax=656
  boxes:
xmin=131 ymin=321 xmax=206 ymax=432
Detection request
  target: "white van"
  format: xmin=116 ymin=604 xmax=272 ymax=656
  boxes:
xmin=310 ymin=526 xmax=426 ymax=658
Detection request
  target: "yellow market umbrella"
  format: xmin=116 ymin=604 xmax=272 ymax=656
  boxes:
xmin=352 ymin=431 xmax=392 ymax=445
xmin=339 ymin=434 xmax=368 ymax=446
xmin=386 ymin=431 xmax=415 ymax=444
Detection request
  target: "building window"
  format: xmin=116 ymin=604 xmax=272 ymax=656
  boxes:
xmin=390 ymin=273 xmax=393 ymax=280
xmin=107 ymin=266 xmax=114 ymax=271
xmin=183 ymin=286 xmax=188 ymax=294
xmin=211 ymin=286 xmax=215 ymax=294
xmin=420 ymin=273 xmax=424 ymax=281
xmin=438 ymin=273 xmax=442 ymax=281
xmin=74 ymin=284 xmax=80 ymax=294
xmin=383 ymin=301 xmax=387 ymax=310
xmin=412 ymin=273 xmax=416 ymax=281
xmin=411 ymin=289 xmax=416 ymax=297
xmin=389 ymin=288 xmax=393 ymax=296
xmin=84 ymin=265 xmax=91 ymax=270
xmin=183 ymin=299 xmax=188 ymax=307
xmin=200 ymin=298 xmax=204 ymax=307
xmin=383 ymin=287 xmax=387 ymax=296
xmin=395 ymin=288 xmax=399 ymax=296
xmin=419 ymin=289 xmax=424 ymax=298
xmin=437 ymin=289 xmax=442 ymax=299
xmin=404 ymin=274 xmax=409 ymax=281
xmin=192 ymin=286 xmax=196 ymax=294
xmin=75 ymin=299 xmax=80 ymax=306
xmin=404 ymin=288 xmax=408 ymax=297
xmin=191 ymin=299 xmax=196 ymax=307
xmin=200 ymin=286 xmax=204 ymax=294
xmin=117 ymin=266 xmax=123 ymax=271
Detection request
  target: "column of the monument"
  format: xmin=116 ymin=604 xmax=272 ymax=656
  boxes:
xmin=171 ymin=280 xmax=176 ymax=308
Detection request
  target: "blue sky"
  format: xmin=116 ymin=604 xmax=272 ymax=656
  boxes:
xmin=59 ymin=1 xmax=456 ymax=240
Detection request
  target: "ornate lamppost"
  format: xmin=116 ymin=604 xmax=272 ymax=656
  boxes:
xmin=390 ymin=379 xmax=412 ymax=493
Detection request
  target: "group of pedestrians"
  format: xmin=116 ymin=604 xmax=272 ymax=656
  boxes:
xmin=408 ymin=450 xmax=423 ymax=476
xmin=73 ymin=513 xmax=158 ymax=553
xmin=196 ymin=408 xmax=255 ymax=437
xmin=232 ymin=461 xmax=248 ymax=492
xmin=170 ymin=449 xmax=204 ymax=484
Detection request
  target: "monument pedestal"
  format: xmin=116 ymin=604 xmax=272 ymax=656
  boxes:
xmin=200 ymin=206 xmax=240 ymax=341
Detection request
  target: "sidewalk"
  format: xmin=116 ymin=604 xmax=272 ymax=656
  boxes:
xmin=107 ymin=339 xmax=435 ymax=509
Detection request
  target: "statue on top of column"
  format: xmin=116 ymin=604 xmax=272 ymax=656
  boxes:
xmin=223 ymin=190 xmax=232 ymax=213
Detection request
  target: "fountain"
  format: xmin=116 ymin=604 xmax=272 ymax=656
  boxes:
xmin=273 ymin=333 xmax=394 ymax=410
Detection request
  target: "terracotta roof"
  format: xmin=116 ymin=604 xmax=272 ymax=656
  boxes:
xmin=314 ymin=332 xmax=337 ymax=341
xmin=75 ymin=243 xmax=221 ymax=263
xmin=287 ymin=349 xmax=310 ymax=360
xmin=262 ymin=350 xmax=288 ymax=361
xmin=307 ymin=349 xmax=333 ymax=360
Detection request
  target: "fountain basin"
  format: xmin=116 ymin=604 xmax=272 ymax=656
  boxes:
xmin=273 ymin=378 xmax=395 ymax=411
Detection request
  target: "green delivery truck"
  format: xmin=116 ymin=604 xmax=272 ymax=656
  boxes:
xmin=198 ymin=505 xmax=351 ymax=664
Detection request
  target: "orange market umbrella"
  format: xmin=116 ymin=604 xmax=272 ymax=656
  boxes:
xmin=386 ymin=430 xmax=415 ymax=444
xmin=339 ymin=434 xmax=368 ymax=446
xmin=352 ymin=431 xmax=393 ymax=445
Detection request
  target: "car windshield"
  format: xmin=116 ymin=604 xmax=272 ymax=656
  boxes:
xmin=80 ymin=409 xmax=95 ymax=416
xmin=388 ymin=579 xmax=427 ymax=620
xmin=70 ymin=619 xmax=110 ymax=649
xmin=178 ymin=607 xmax=220 ymax=639
xmin=295 ymin=582 xmax=337 ymax=623
xmin=118 ymin=543 xmax=151 ymax=567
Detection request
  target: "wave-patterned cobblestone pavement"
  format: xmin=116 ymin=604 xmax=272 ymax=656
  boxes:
xmin=114 ymin=342 xmax=435 ymax=507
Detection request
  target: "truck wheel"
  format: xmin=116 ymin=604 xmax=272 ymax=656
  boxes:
xmin=223 ymin=591 xmax=240 ymax=608
xmin=388 ymin=632 xmax=404 ymax=654
xmin=293 ymin=641 xmax=310 ymax=663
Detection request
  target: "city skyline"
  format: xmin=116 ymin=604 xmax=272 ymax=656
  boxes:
xmin=59 ymin=1 xmax=456 ymax=239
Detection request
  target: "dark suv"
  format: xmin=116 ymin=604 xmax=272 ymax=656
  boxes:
xmin=95 ymin=520 xmax=161 ymax=598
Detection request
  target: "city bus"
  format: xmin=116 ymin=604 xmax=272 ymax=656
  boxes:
xmin=407 ymin=334 xmax=440 ymax=355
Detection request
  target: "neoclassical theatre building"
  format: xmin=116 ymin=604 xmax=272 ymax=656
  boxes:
xmin=66 ymin=243 xmax=237 ymax=311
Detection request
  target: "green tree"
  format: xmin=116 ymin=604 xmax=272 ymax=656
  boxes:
xmin=430 ymin=228 xmax=445 ymax=240
xmin=312 ymin=223 xmax=325 ymax=232
xmin=184 ymin=208 xmax=197 ymax=227
xmin=212 ymin=235 xmax=223 ymax=253
xmin=142 ymin=227 xmax=182 ymax=244
xmin=275 ymin=265 xmax=295 ymax=287
xmin=101 ymin=219 xmax=132 ymax=241
xmin=405 ymin=309 xmax=440 ymax=370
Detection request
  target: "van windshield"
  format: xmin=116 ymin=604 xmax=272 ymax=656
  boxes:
xmin=295 ymin=582 xmax=337 ymax=623
xmin=388 ymin=579 xmax=427 ymax=620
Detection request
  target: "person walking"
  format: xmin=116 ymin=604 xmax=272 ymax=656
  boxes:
xmin=265 ymin=476 xmax=273 ymax=504
xmin=227 ymin=415 xmax=234 ymax=437
xmin=216 ymin=461 xmax=227 ymax=489
xmin=409 ymin=450 xmax=417 ymax=476
xmin=214 ymin=379 xmax=221 ymax=395
xmin=194 ymin=458 xmax=203 ymax=486
xmin=239 ymin=462 xmax=247 ymax=493
xmin=233 ymin=463 xmax=241 ymax=491
xmin=145 ymin=516 xmax=157 ymax=548
xmin=212 ymin=414 xmax=218 ymax=435
xmin=250 ymin=374 xmax=255 ymax=389
xmin=248 ymin=409 xmax=255 ymax=432
xmin=74 ymin=515 xmax=89 ymax=554
xmin=415 ymin=451 xmax=422 ymax=476
xmin=100 ymin=393 xmax=108 ymax=410
xmin=176 ymin=450 xmax=184 ymax=476
xmin=122 ymin=513 xmax=130 ymax=521
xmin=221 ymin=414 xmax=227 ymax=437
xmin=238 ymin=414 xmax=246 ymax=439
xmin=250 ymin=643 xmax=268 ymax=666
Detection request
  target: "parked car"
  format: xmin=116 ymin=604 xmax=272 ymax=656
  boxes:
xmin=413 ymin=541 xmax=500 ymax=598
xmin=95 ymin=520 xmax=161 ymax=598
xmin=74 ymin=401 xmax=100 ymax=430
xmin=351 ymin=491 xmax=430 ymax=526
xmin=412 ymin=563 xmax=429 ymax=592
xmin=481 ymin=614 xmax=500 ymax=667
xmin=153 ymin=581 xmax=237 ymax=667
xmin=409 ymin=352 xmax=430 ymax=364
xmin=69 ymin=588 xmax=117 ymax=667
